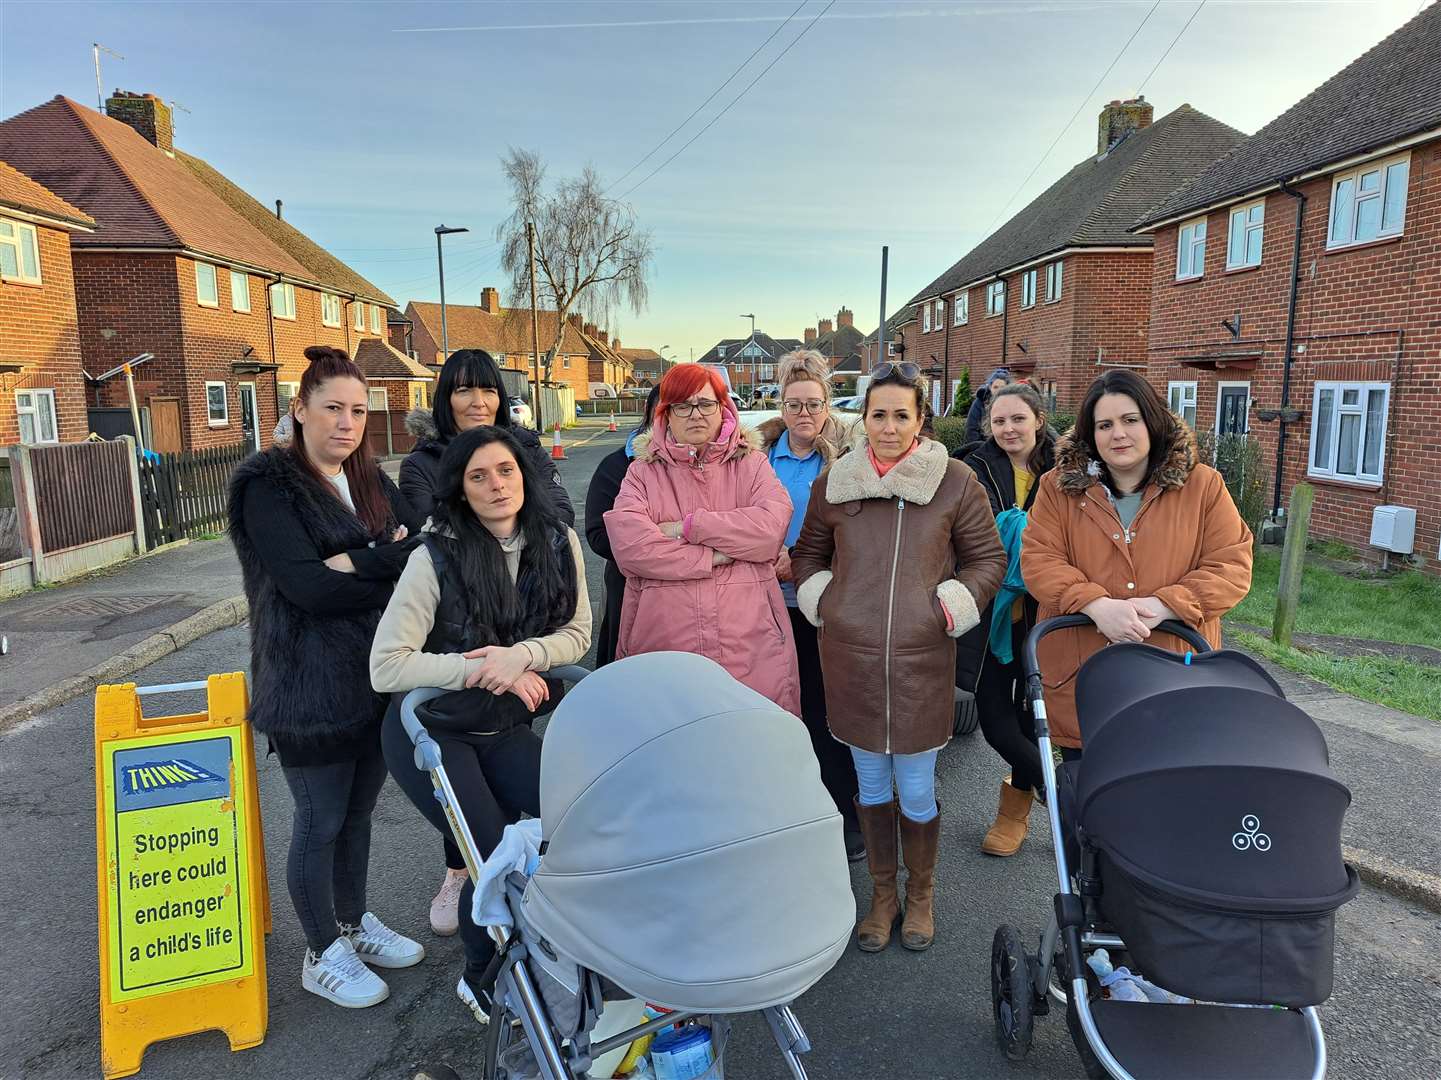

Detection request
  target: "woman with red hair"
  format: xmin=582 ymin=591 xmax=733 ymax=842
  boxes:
xmin=604 ymin=365 xmax=800 ymax=712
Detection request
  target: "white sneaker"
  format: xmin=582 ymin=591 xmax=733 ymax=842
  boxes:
xmin=430 ymin=868 xmax=466 ymax=936
xmin=302 ymin=937 xmax=389 ymax=1008
xmin=341 ymin=912 xmax=426 ymax=969
xmin=458 ymin=975 xmax=493 ymax=1026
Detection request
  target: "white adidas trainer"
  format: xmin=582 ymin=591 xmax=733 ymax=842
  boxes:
xmin=342 ymin=912 xmax=426 ymax=969
xmin=302 ymin=936 xmax=389 ymax=1008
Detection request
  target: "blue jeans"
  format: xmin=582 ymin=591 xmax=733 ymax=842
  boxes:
xmin=851 ymin=747 xmax=939 ymax=822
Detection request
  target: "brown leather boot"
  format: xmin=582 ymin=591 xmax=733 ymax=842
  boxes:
xmin=980 ymin=777 xmax=1032 ymax=857
xmin=899 ymin=810 xmax=940 ymax=950
xmin=853 ymin=798 xmax=900 ymax=952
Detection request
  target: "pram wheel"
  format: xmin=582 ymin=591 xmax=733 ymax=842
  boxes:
xmin=1058 ymin=949 xmax=1107 ymax=1080
xmin=990 ymin=925 xmax=1034 ymax=1061
xmin=482 ymin=996 xmax=534 ymax=1080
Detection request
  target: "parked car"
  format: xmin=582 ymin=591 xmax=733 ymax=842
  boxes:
xmin=510 ymin=396 xmax=534 ymax=428
xmin=831 ymin=395 xmax=862 ymax=412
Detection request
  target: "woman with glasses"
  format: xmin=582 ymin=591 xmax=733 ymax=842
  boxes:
xmin=757 ymin=350 xmax=863 ymax=861
xmin=604 ymin=364 xmax=800 ymax=712
xmin=792 ymin=361 xmax=1006 ymax=953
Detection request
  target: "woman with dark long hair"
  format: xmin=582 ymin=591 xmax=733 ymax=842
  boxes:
xmin=372 ymin=425 xmax=590 ymax=1026
xmin=229 ymin=346 xmax=424 ymax=1010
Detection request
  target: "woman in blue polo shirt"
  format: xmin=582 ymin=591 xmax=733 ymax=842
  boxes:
xmin=758 ymin=350 xmax=863 ymax=861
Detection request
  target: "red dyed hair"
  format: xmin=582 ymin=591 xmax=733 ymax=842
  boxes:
xmin=656 ymin=364 xmax=729 ymax=428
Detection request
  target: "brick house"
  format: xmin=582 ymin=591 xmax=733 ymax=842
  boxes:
xmin=805 ymin=307 xmax=866 ymax=374
xmin=0 ymin=93 xmax=394 ymax=453
xmin=623 ymin=348 xmax=669 ymax=387
xmin=578 ymin=322 xmax=633 ymax=394
xmin=1 ymin=161 xmax=95 ymax=446
xmin=696 ymin=331 xmax=803 ymax=397
xmin=907 ymin=99 xmax=1244 ymax=416
xmin=405 ymin=287 xmax=595 ymax=400
xmin=1134 ymin=4 xmax=1441 ymax=567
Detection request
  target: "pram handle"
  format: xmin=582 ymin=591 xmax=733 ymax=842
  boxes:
xmin=1022 ymin=615 xmax=1211 ymax=685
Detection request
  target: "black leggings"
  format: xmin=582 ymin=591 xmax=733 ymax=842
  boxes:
xmin=974 ymin=618 xmax=1045 ymax=794
xmin=789 ymin=608 xmax=859 ymax=832
xmin=380 ymin=699 xmax=542 ymax=985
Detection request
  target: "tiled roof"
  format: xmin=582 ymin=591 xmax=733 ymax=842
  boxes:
xmin=697 ymin=333 xmax=803 ymax=365
xmin=177 ymin=150 xmax=394 ymax=305
xmin=1139 ymin=4 xmax=1441 ymax=227
xmin=0 ymin=96 xmax=312 ymax=277
xmin=0 ymin=160 xmax=94 ymax=229
xmin=407 ymin=301 xmax=592 ymax=357
xmin=861 ymin=304 xmax=917 ymax=346
xmin=811 ymin=323 xmax=865 ymax=361
xmin=909 ymin=106 xmax=1244 ymax=303
xmin=619 ymin=347 xmax=663 ymax=363
xmin=354 ymin=338 xmax=433 ymax=381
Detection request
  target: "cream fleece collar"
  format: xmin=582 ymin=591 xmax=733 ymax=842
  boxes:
xmin=824 ymin=435 xmax=950 ymax=506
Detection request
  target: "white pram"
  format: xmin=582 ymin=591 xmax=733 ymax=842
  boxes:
xmin=400 ymin=652 xmax=856 ymax=1079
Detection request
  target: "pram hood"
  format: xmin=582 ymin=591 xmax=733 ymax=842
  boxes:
xmin=522 ymin=652 xmax=855 ymax=1013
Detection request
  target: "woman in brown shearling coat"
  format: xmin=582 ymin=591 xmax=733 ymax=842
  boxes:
xmin=1021 ymin=369 xmax=1253 ymax=751
xmin=792 ymin=364 xmax=1005 ymax=954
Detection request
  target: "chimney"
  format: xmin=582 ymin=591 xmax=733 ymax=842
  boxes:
xmin=818 ymin=318 xmax=834 ymax=337
xmin=583 ymin=322 xmax=598 ymax=338
xmin=1097 ymin=96 xmax=1153 ymax=155
xmin=804 ymin=327 xmax=817 ymax=345
xmin=105 ymin=91 xmax=174 ymax=155
xmin=612 ymin=338 xmax=622 ymax=351
xmin=598 ymin=330 xmax=609 ymax=347
xmin=275 ymin=199 xmax=283 ymax=220
xmin=567 ymin=312 xmax=584 ymax=330
xmin=480 ymin=287 xmax=501 ymax=314
xmin=837 ymin=306 xmax=854 ymax=329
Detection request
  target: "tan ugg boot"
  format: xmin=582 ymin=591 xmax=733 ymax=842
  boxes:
xmin=853 ymin=798 xmax=900 ymax=952
xmin=899 ymin=810 xmax=940 ymax=950
xmin=980 ymin=778 xmax=1032 ymax=857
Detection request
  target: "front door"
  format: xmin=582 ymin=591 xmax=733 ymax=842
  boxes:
xmin=1217 ymin=383 xmax=1250 ymax=437
xmin=239 ymin=382 xmax=260 ymax=452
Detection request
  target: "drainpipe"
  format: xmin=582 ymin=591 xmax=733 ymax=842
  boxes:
xmin=1272 ymin=179 xmax=1307 ymax=517
xmin=940 ymin=295 xmax=952 ymax=415
xmin=999 ymin=278 xmax=1009 ymax=365
xmin=267 ymin=273 xmax=281 ymax=425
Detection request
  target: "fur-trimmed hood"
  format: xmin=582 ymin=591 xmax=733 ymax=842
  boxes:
xmin=755 ymin=415 xmax=844 ymax=466
xmin=822 ymin=434 xmax=954 ymax=506
xmin=630 ymin=419 xmax=757 ymax=465
xmin=405 ymin=406 xmax=441 ymax=443
xmin=1053 ymin=417 xmax=1198 ymax=496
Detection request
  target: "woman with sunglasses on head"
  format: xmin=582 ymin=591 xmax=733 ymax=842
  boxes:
xmin=604 ymin=364 xmax=800 ymax=712
xmin=757 ymin=350 xmax=864 ymax=861
xmin=792 ymin=362 xmax=1006 ymax=953
xmin=372 ymin=425 xmax=590 ymax=1026
xmin=398 ymin=347 xmax=572 ymax=936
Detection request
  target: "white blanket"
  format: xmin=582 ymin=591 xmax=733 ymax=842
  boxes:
xmin=471 ymin=818 xmax=544 ymax=929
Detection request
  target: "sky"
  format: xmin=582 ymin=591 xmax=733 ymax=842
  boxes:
xmin=1 ymin=0 xmax=1432 ymax=362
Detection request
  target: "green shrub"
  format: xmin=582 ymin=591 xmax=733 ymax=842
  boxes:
xmin=1049 ymin=410 xmax=1076 ymax=437
xmin=948 ymin=370 xmax=973 ymax=418
xmin=1196 ymin=430 xmax=1266 ymax=527
xmin=932 ymin=417 xmax=968 ymax=453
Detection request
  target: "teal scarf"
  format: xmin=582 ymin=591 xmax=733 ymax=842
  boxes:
xmin=987 ymin=507 xmax=1029 ymax=664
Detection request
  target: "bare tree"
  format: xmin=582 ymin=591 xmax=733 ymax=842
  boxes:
xmin=495 ymin=149 xmax=654 ymax=384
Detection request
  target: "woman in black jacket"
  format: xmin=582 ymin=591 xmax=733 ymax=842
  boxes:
xmin=229 ymin=346 xmax=424 ymax=1010
xmin=398 ymin=347 xmax=574 ymax=933
xmin=954 ymin=382 xmax=1056 ymax=857
xmin=582 ymin=387 xmax=659 ymax=667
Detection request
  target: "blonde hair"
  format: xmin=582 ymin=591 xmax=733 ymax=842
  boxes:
xmin=776 ymin=349 xmax=831 ymax=392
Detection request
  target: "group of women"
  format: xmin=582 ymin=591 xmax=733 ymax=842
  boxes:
xmin=228 ymin=339 xmax=1252 ymax=1020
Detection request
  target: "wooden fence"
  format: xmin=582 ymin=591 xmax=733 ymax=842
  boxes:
xmin=138 ymin=443 xmax=250 ymax=549
xmin=29 ymin=439 xmax=136 ymax=552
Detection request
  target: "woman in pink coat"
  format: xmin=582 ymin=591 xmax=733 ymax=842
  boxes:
xmin=604 ymin=364 xmax=800 ymax=713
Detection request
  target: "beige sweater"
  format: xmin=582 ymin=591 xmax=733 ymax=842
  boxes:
xmin=370 ymin=528 xmax=592 ymax=693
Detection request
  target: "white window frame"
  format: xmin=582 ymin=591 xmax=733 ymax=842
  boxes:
xmin=230 ymin=269 xmax=251 ymax=312
xmin=14 ymin=388 xmax=59 ymax=444
xmin=922 ymin=304 xmax=932 ymax=333
xmin=277 ymin=381 xmax=299 ymax=416
xmin=1309 ymin=381 xmax=1389 ymax=485
xmin=367 ymin=387 xmax=389 ymax=412
xmin=0 ymin=217 xmax=42 ymax=284
xmin=986 ymin=281 xmax=1005 ymax=317
xmin=411 ymin=383 xmax=427 ymax=409
xmin=1045 ymin=260 xmax=1063 ymax=302
xmin=370 ymin=303 xmax=382 ymax=333
xmin=1327 ymin=152 xmax=1410 ymax=250
xmin=321 ymin=292 xmax=341 ymax=328
xmin=1215 ymin=381 xmax=1251 ymax=438
xmin=353 ymin=300 xmax=365 ymax=331
xmin=953 ymin=291 xmax=968 ymax=326
xmin=269 ymin=282 xmax=296 ymax=320
xmin=1226 ymin=201 xmax=1265 ymax=270
xmin=195 ymin=261 xmax=218 ymax=307
xmin=1176 ymin=217 xmax=1206 ymax=280
xmin=205 ymin=381 xmax=229 ymax=427
xmin=1167 ymin=380 xmax=1198 ymax=428
xmin=717 ymin=344 xmax=727 ymax=358
xmin=933 ymin=299 xmax=945 ymax=330
xmin=1021 ymin=269 xmax=1037 ymax=309
xmin=885 ymin=340 xmax=898 ymax=356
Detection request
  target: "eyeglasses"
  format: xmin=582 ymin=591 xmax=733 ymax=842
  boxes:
xmin=871 ymin=361 xmax=921 ymax=381
xmin=782 ymin=399 xmax=827 ymax=415
xmin=670 ymin=398 xmax=720 ymax=418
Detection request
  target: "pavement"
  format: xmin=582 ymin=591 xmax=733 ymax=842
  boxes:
xmin=2 ymin=427 xmax=1440 ymax=1079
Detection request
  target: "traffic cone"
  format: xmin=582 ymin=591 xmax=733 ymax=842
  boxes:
xmin=551 ymin=423 xmax=566 ymax=460
xmin=606 ymin=414 xmax=618 ymax=432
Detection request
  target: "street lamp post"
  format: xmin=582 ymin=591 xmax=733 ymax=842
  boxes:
xmin=435 ymin=225 xmax=469 ymax=362
xmin=739 ymin=313 xmax=756 ymax=397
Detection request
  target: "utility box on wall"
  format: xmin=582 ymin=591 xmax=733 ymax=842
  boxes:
xmin=1369 ymin=505 xmax=1416 ymax=554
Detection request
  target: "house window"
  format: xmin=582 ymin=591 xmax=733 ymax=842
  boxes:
xmin=1021 ymin=269 xmax=1037 ymax=308
xmin=230 ymin=270 xmax=251 ymax=312
xmin=717 ymin=345 xmax=727 ymax=358
xmin=885 ymin=340 xmax=898 ymax=356
xmin=195 ymin=262 xmax=218 ymax=307
xmin=0 ymin=218 xmax=41 ymax=284
xmin=953 ymin=292 xmax=968 ymax=326
xmin=1176 ymin=218 xmax=1206 ymax=280
xmin=369 ymin=304 xmax=382 ymax=333
xmin=411 ymin=383 xmax=427 ymax=409
xmin=1328 ymin=153 xmax=1409 ymax=249
xmin=922 ymin=304 xmax=932 ymax=333
xmin=321 ymin=293 xmax=341 ymax=328
xmin=352 ymin=301 xmax=365 ymax=331
xmin=1046 ymin=260 xmax=1063 ymax=302
xmin=1310 ymin=381 xmax=1389 ymax=484
xmin=1226 ymin=201 xmax=1265 ymax=269
xmin=367 ymin=387 xmax=389 ymax=412
xmin=205 ymin=381 xmax=229 ymax=426
xmin=277 ymin=381 xmax=299 ymax=415
xmin=934 ymin=299 xmax=945 ymax=329
xmin=986 ymin=281 xmax=1005 ymax=317
xmin=270 ymin=282 xmax=296 ymax=320
xmin=14 ymin=389 xmax=58 ymax=444
xmin=1167 ymin=381 xmax=1198 ymax=428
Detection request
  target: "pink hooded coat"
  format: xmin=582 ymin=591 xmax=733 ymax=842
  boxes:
xmin=604 ymin=410 xmax=801 ymax=714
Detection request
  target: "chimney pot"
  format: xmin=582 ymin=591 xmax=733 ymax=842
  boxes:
xmin=105 ymin=90 xmax=175 ymax=155
xmin=1097 ymin=96 xmax=1153 ymax=155
xmin=598 ymin=330 xmax=609 ymax=346
xmin=480 ymin=287 xmax=502 ymax=314
xmin=804 ymin=327 xmax=817 ymax=344
xmin=818 ymin=318 xmax=834 ymax=337
xmin=583 ymin=322 xmax=598 ymax=338
xmin=275 ymin=199 xmax=283 ymax=220
xmin=837 ymin=306 xmax=854 ymax=329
